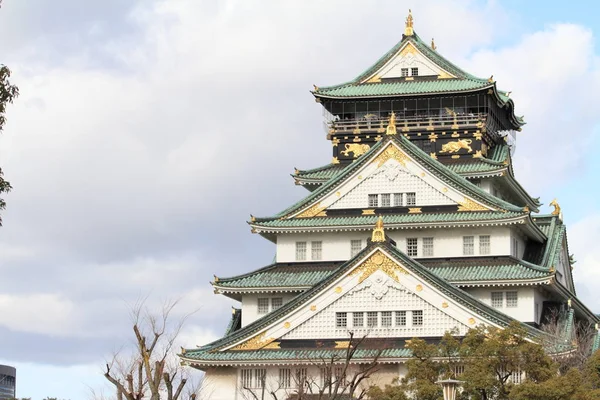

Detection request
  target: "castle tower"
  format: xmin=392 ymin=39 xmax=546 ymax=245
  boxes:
xmin=181 ymin=12 xmax=600 ymax=400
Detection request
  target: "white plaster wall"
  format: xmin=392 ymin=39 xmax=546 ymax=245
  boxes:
xmin=276 ymin=232 xmax=368 ymax=263
xmin=202 ymin=367 xmax=239 ymax=400
xmin=276 ymin=227 xmax=513 ymax=262
xmin=379 ymin=49 xmax=444 ymax=78
xmin=329 ymin=167 xmax=455 ymax=209
xmin=242 ymin=294 xmax=297 ymax=327
xmin=229 ymin=364 xmax=405 ymax=400
xmin=465 ymin=286 xmax=535 ymax=322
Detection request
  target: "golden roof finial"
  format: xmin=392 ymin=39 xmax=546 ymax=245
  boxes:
xmin=405 ymin=9 xmax=414 ymax=36
xmin=386 ymin=112 xmax=397 ymax=135
xmin=488 ymin=75 xmax=494 ymax=83
xmin=431 ymin=38 xmax=437 ymax=50
xmin=549 ymin=198 xmax=561 ymax=216
xmin=371 ymin=216 xmax=386 ymax=242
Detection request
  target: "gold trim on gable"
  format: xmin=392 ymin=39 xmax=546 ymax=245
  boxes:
xmin=350 ymin=250 xmax=409 ymax=284
xmin=295 ymin=203 xmax=327 ymax=218
xmin=230 ymin=332 xmax=276 ymax=351
xmin=372 ymin=144 xmax=410 ymax=167
xmin=457 ymin=198 xmax=489 ymax=212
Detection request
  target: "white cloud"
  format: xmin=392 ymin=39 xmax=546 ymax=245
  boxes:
xmin=569 ymin=214 xmax=600 ymax=312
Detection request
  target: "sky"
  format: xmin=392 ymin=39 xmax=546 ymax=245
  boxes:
xmin=0 ymin=0 xmax=599 ymax=398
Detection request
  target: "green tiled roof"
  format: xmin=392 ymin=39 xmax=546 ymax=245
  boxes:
xmin=254 ymin=135 xmax=527 ymax=226
xmin=295 ymin=164 xmax=344 ymax=182
xmin=182 ymin=347 xmax=412 ymax=363
xmin=224 ymin=308 xmax=242 ymax=336
xmin=214 ymin=257 xmax=551 ymax=291
xmin=182 ymin=239 xmax=549 ymax=364
xmin=253 ymin=211 xmax=525 ymax=230
xmin=216 ymin=262 xmax=341 ymax=289
xmin=424 ymin=258 xmax=550 ymax=282
xmin=315 ymin=79 xmax=491 ymax=98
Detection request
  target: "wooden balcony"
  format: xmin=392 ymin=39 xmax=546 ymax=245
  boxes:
xmin=328 ymin=113 xmax=486 ymax=135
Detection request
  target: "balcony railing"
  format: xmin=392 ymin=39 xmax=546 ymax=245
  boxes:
xmin=328 ymin=113 xmax=486 ymax=135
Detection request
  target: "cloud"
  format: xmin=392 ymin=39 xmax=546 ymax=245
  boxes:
xmin=569 ymin=213 xmax=600 ymax=312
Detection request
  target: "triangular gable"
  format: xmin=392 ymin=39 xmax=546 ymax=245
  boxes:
xmin=362 ymin=41 xmax=456 ymax=83
xmin=212 ymin=241 xmax=544 ymax=353
xmin=288 ymin=140 xmax=500 ymax=219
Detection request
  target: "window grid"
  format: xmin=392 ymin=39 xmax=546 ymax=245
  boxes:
xmin=491 ymin=292 xmax=504 ymax=308
xmin=351 ymin=239 xmax=362 ymax=257
xmin=463 ymin=236 xmax=475 ymax=255
xmin=254 ymin=369 xmax=266 ymax=388
xmin=406 ymin=192 xmax=416 ymax=206
xmin=257 ymin=298 xmax=269 ymax=314
xmin=295 ymin=241 xmax=307 ymax=261
xmin=407 ymin=238 xmax=418 ymax=257
xmin=368 ymin=194 xmax=379 ymax=207
xmin=381 ymin=311 xmax=392 ymax=327
xmin=353 ymin=312 xmax=364 ymax=327
xmin=412 ymin=310 xmax=423 ymax=326
xmin=380 ymin=193 xmax=391 ymax=207
xmin=479 ymin=235 xmax=491 ymax=255
xmin=401 ymin=68 xmax=409 ymax=77
xmin=311 ymin=241 xmax=322 ymax=260
xmin=271 ymin=297 xmax=283 ymax=311
xmin=422 ymin=237 xmax=434 ymax=257
xmin=367 ymin=311 xmax=378 ymax=327
xmin=396 ymin=311 xmax=407 ymax=326
xmin=336 ymin=312 xmax=347 ymax=328
xmin=241 ymin=369 xmax=253 ymax=388
xmin=506 ymin=291 xmax=518 ymax=307
xmin=411 ymin=67 xmax=419 ymax=76
xmin=279 ymin=368 xmax=292 ymax=388
xmin=393 ymin=193 xmax=403 ymax=207
xmin=296 ymin=368 xmax=307 ymax=388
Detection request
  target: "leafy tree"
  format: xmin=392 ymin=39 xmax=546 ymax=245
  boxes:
xmin=0 ymin=0 xmax=20 ymax=225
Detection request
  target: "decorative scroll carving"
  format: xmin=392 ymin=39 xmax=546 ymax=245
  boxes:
xmin=372 ymin=145 xmax=410 ymax=167
xmin=341 ymin=143 xmax=370 ymax=158
xmin=440 ymin=139 xmax=473 ymax=154
xmin=408 ymin=207 xmax=422 ymax=214
xmin=350 ymin=250 xmax=408 ymax=284
xmin=295 ymin=203 xmax=327 ymax=218
xmin=230 ymin=332 xmax=275 ymax=351
xmin=457 ymin=198 xmax=488 ymax=212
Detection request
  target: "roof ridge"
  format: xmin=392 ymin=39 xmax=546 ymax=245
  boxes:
xmin=216 ymin=262 xmax=278 ymax=283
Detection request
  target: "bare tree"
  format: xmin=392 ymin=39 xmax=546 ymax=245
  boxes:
xmin=103 ymin=299 xmax=201 ymax=400
xmin=239 ymin=332 xmax=382 ymax=400
xmin=541 ymin=307 xmax=597 ymax=372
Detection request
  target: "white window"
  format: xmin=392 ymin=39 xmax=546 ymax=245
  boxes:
xmin=396 ymin=311 xmax=407 ymax=326
xmin=463 ymin=236 xmax=474 ymax=255
xmin=381 ymin=311 xmax=392 ymax=327
xmin=401 ymin=68 xmax=409 ymax=77
xmin=353 ymin=312 xmax=364 ymax=327
xmin=351 ymin=239 xmax=362 ymax=257
xmin=412 ymin=310 xmax=423 ymax=326
xmin=422 ymin=237 xmax=434 ymax=257
xmin=336 ymin=312 xmax=347 ymax=328
xmin=511 ymin=237 xmax=519 ymax=258
xmin=241 ymin=369 xmax=253 ymax=388
xmin=320 ymin=367 xmax=331 ymax=386
xmin=393 ymin=193 xmax=403 ymax=207
xmin=368 ymin=194 xmax=379 ymax=207
xmin=271 ymin=297 xmax=283 ymax=311
xmin=407 ymin=238 xmax=418 ymax=257
xmin=334 ymin=366 xmax=344 ymax=382
xmin=296 ymin=368 xmax=307 ymax=388
xmin=258 ymin=298 xmax=270 ymax=314
xmin=506 ymin=291 xmax=518 ymax=307
xmin=381 ymin=193 xmax=391 ymax=207
xmin=367 ymin=311 xmax=378 ymax=327
xmin=406 ymin=192 xmax=416 ymax=206
xmin=254 ymin=369 xmax=266 ymax=388
xmin=511 ymin=369 xmax=523 ymax=384
xmin=279 ymin=368 xmax=292 ymax=388
xmin=411 ymin=67 xmax=419 ymax=76
xmin=491 ymin=292 xmax=503 ymax=308
xmin=296 ymin=242 xmax=307 ymax=261
xmin=479 ymin=235 xmax=491 ymax=255
xmin=311 ymin=241 xmax=322 ymax=260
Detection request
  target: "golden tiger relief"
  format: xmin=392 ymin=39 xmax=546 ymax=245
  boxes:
xmin=340 ymin=143 xmax=371 ymax=158
xmin=439 ymin=139 xmax=473 ymax=154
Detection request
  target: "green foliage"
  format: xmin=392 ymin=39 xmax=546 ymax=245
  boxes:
xmin=366 ymin=383 xmax=409 ymax=400
xmin=0 ymin=11 xmax=20 ymax=224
